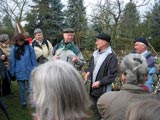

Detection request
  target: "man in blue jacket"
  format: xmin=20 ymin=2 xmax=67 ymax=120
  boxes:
xmin=134 ymin=37 xmax=155 ymax=93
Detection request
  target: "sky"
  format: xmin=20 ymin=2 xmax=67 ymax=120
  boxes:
xmin=82 ymin=0 xmax=155 ymax=16
xmin=20 ymin=0 xmax=155 ymax=26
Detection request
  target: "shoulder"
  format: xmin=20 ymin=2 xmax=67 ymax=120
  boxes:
xmin=98 ymin=91 xmax=119 ymax=105
xmin=145 ymin=52 xmax=154 ymax=59
xmin=72 ymin=43 xmax=80 ymax=50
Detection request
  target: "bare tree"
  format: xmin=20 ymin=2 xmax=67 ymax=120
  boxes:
xmin=0 ymin=0 xmax=30 ymax=33
xmin=90 ymin=0 xmax=151 ymax=47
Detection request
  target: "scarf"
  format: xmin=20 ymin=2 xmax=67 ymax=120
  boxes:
xmin=58 ymin=40 xmax=79 ymax=55
xmin=92 ymin=46 xmax=112 ymax=83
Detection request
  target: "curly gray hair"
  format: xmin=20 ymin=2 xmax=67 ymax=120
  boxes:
xmin=120 ymin=53 xmax=148 ymax=85
xmin=30 ymin=60 xmax=90 ymax=120
xmin=0 ymin=34 xmax=9 ymax=43
xmin=34 ymin=28 xmax=43 ymax=35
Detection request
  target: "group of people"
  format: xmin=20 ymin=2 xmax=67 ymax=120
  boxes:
xmin=0 ymin=27 xmax=159 ymax=120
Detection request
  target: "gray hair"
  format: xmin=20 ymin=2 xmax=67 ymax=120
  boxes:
xmin=34 ymin=28 xmax=43 ymax=35
xmin=120 ymin=53 xmax=148 ymax=85
xmin=0 ymin=34 xmax=9 ymax=42
xmin=30 ymin=60 xmax=90 ymax=120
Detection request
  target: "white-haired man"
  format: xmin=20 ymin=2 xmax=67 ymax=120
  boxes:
xmin=134 ymin=37 xmax=155 ymax=93
xmin=32 ymin=28 xmax=53 ymax=64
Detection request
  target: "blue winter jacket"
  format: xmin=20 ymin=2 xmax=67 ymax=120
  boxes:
xmin=10 ymin=45 xmax=37 ymax=80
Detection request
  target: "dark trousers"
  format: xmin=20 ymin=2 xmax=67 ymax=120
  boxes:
xmin=0 ymin=98 xmax=10 ymax=120
xmin=90 ymin=95 xmax=102 ymax=120
xmin=2 ymin=69 xmax=11 ymax=96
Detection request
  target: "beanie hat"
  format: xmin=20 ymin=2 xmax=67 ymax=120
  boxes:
xmin=96 ymin=33 xmax=111 ymax=42
xmin=0 ymin=34 xmax=9 ymax=43
xmin=134 ymin=37 xmax=148 ymax=46
xmin=34 ymin=28 xmax=43 ymax=35
xmin=63 ymin=28 xmax=74 ymax=33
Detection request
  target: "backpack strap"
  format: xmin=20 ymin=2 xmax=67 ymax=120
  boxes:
xmin=43 ymin=40 xmax=49 ymax=50
xmin=52 ymin=43 xmax=60 ymax=55
xmin=32 ymin=40 xmax=49 ymax=50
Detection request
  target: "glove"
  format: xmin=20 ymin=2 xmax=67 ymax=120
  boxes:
xmin=11 ymin=76 xmax=16 ymax=81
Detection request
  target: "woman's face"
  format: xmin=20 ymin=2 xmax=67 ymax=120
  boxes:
xmin=17 ymin=40 xmax=24 ymax=46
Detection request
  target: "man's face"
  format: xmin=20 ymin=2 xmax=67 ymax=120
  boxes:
xmin=63 ymin=33 xmax=74 ymax=43
xmin=96 ymin=39 xmax=108 ymax=51
xmin=35 ymin=33 xmax=43 ymax=41
xmin=4 ymin=39 xmax=10 ymax=45
xmin=134 ymin=42 xmax=147 ymax=53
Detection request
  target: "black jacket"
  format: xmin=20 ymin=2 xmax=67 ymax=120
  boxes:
xmin=86 ymin=52 xmax=118 ymax=97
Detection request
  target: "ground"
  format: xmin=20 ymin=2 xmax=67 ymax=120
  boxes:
xmin=0 ymin=81 xmax=94 ymax=120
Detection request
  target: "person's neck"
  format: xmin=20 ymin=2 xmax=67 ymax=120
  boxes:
xmin=99 ymin=46 xmax=109 ymax=52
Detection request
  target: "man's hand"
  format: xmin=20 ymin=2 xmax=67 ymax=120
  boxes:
xmin=72 ymin=57 xmax=78 ymax=63
xmin=0 ymin=55 xmax=5 ymax=60
xmin=92 ymin=81 xmax=101 ymax=88
xmin=84 ymin=72 xmax=90 ymax=81
xmin=53 ymin=55 xmax=60 ymax=59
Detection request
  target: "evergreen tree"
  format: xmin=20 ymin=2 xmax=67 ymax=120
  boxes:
xmin=150 ymin=1 xmax=160 ymax=52
xmin=25 ymin=0 xmax=64 ymax=43
xmin=119 ymin=1 xmax=140 ymax=39
xmin=0 ymin=15 xmax=14 ymax=40
xmin=65 ymin=0 xmax=88 ymax=47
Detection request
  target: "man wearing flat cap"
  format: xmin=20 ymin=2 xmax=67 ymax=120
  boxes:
xmin=134 ymin=37 xmax=155 ymax=93
xmin=49 ymin=28 xmax=85 ymax=70
xmin=84 ymin=32 xmax=118 ymax=119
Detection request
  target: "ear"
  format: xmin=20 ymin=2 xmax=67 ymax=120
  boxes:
xmin=145 ymin=74 xmax=149 ymax=81
xmin=122 ymin=73 xmax=127 ymax=83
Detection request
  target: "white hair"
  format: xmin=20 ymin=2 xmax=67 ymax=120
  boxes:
xmin=120 ymin=53 xmax=148 ymax=84
xmin=30 ymin=60 xmax=90 ymax=120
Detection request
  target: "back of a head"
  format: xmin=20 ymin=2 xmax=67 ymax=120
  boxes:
xmin=125 ymin=99 xmax=160 ymax=120
xmin=31 ymin=60 xmax=89 ymax=120
xmin=120 ymin=53 xmax=148 ymax=85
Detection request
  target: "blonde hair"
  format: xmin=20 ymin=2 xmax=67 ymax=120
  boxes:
xmin=31 ymin=60 xmax=90 ymax=120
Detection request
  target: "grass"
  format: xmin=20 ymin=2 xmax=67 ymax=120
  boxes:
xmin=0 ymin=81 xmax=94 ymax=120
xmin=0 ymin=81 xmax=32 ymax=120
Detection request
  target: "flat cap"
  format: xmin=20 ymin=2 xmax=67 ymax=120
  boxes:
xmin=63 ymin=28 xmax=74 ymax=33
xmin=96 ymin=33 xmax=111 ymax=42
xmin=134 ymin=37 xmax=148 ymax=46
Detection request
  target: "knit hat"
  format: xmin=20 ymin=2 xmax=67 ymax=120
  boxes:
xmin=134 ymin=37 xmax=148 ymax=46
xmin=63 ymin=28 xmax=74 ymax=33
xmin=96 ymin=33 xmax=111 ymax=42
xmin=34 ymin=28 xmax=43 ymax=35
xmin=0 ymin=34 xmax=9 ymax=43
